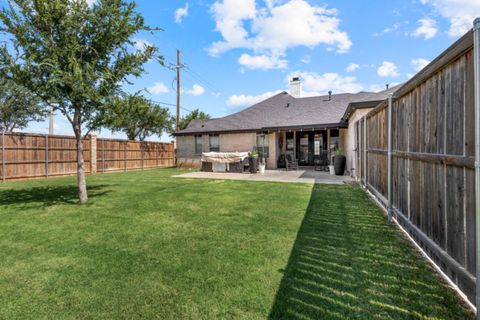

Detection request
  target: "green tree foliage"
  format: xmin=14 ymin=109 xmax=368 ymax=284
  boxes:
xmin=0 ymin=0 xmax=161 ymax=203
xmin=102 ymin=94 xmax=172 ymax=141
xmin=0 ymin=79 xmax=47 ymax=131
xmin=178 ymin=109 xmax=210 ymax=131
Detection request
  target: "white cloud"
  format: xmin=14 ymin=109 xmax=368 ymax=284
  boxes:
xmin=133 ymin=38 xmax=153 ymax=51
xmin=175 ymin=3 xmax=189 ymax=24
xmin=301 ymin=54 xmax=311 ymax=64
xmin=209 ymin=0 xmax=351 ymax=69
xmin=238 ymin=53 xmax=287 ymax=70
xmin=185 ymin=84 xmax=205 ymax=96
xmin=420 ymin=0 xmax=480 ymax=37
xmin=147 ymin=82 xmax=169 ymax=94
xmin=226 ymin=90 xmax=282 ymax=108
xmin=411 ymin=58 xmax=430 ymax=71
xmin=286 ymin=71 xmax=364 ymax=95
xmin=377 ymin=61 xmax=399 ymax=78
xmin=411 ymin=18 xmax=438 ymax=39
xmin=209 ymin=0 xmax=256 ymax=56
xmin=372 ymin=22 xmax=402 ymax=37
xmin=346 ymin=63 xmax=360 ymax=73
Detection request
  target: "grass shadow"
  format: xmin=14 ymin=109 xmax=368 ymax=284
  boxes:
xmin=0 ymin=184 xmax=111 ymax=208
xmin=268 ymin=184 xmax=473 ymax=319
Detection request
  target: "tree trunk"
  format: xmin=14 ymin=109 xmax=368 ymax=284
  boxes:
xmin=76 ymin=136 xmax=88 ymax=204
xmin=73 ymin=114 xmax=88 ymax=204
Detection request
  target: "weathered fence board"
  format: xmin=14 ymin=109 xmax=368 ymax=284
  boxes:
xmin=356 ymin=30 xmax=477 ymax=303
xmin=0 ymin=132 xmax=174 ymax=181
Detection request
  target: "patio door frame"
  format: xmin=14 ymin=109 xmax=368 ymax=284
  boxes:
xmin=295 ymin=130 xmax=328 ymax=166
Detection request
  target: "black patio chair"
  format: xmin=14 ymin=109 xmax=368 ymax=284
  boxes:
xmin=286 ymin=154 xmax=299 ymax=171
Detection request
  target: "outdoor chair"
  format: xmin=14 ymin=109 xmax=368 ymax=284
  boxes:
xmin=314 ymin=150 xmax=329 ymax=171
xmin=285 ymin=154 xmax=299 ymax=171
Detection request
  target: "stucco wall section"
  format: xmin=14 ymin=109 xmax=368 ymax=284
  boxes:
xmin=202 ymin=135 xmax=209 ymax=152
xmin=219 ymin=133 xmax=256 ymax=152
xmin=345 ymin=108 xmax=372 ymax=178
xmin=267 ymin=132 xmax=277 ymax=169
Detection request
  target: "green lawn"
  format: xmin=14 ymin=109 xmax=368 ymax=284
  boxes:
xmin=0 ymin=168 xmax=473 ymax=319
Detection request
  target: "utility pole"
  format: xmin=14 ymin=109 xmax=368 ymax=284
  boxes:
xmin=176 ymin=49 xmax=181 ymax=132
xmin=49 ymin=98 xmax=54 ymax=135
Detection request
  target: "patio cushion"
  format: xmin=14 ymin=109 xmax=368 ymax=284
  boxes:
xmin=201 ymin=152 xmax=249 ymax=164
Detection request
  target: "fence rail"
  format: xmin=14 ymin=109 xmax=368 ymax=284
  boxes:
xmin=356 ymin=29 xmax=477 ymax=304
xmin=0 ymin=132 xmax=175 ymax=181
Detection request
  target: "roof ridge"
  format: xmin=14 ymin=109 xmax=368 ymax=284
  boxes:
xmin=214 ymin=91 xmax=291 ymax=120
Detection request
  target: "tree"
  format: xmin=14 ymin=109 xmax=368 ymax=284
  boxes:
xmin=0 ymin=79 xmax=47 ymax=131
xmin=178 ymin=109 xmax=210 ymax=131
xmin=101 ymin=94 xmax=172 ymax=141
xmin=0 ymin=0 xmax=160 ymax=203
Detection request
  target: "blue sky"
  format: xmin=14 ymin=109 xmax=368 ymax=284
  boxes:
xmin=23 ymin=0 xmax=480 ymax=140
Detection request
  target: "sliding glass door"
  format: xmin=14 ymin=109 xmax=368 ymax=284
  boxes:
xmin=297 ymin=133 xmax=310 ymax=165
xmin=296 ymin=131 xmax=328 ymax=166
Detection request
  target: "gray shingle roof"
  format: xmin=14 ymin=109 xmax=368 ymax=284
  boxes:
xmin=176 ymin=86 xmax=400 ymax=135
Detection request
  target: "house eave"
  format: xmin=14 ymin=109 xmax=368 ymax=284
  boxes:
xmin=174 ymin=122 xmax=348 ymax=136
xmin=261 ymin=122 xmax=348 ymax=131
xmin=341 ymin=99 xmax=385 ymax=121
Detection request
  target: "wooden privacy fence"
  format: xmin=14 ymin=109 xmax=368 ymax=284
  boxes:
xmin=356 ymin=28 xmax=477 ymax=304
xmin=0 ymin=132 xmax=175 ymax=181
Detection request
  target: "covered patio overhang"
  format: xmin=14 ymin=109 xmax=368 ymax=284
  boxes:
xmin=259 ymin=123 xmax=348 ymax=170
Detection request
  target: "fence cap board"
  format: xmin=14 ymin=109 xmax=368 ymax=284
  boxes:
xmin=97 ymin=137 xmax=172 ymax=144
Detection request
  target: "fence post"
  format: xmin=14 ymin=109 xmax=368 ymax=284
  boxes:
xmin=45 ymin=135 xmax=49 ymax=178
xmin=473 ymin=16 xmax=480 ymax=320
xmin=124 ymin=142 xmax=127 ymax=172
xmin=1 ymin=128 xmax=5 ymax=182
xmin=90 ymin=134 xmax=97 ymax=174
xmin=102 ymin=140 xmax=105 ymax=173
xmin=141 ymin=142 xmax=144 ymax=170
xmin=156 ymin=143 xmax=159 ymax=168
xmin=387 ymin=94 xmax=394 ymax=222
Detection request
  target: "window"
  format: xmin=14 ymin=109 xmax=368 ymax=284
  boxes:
xmin=256 ymin=134 xmax=269 ymax=159
xmin=286 ymin=132 xmax=294 ymax=150
xmin=195 ymin=135 xmax=203 ymax=155
xmin=209 ymin=134 xmax=220 ymax=152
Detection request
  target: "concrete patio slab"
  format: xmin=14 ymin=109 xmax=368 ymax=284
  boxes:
xmin=173 ymin=169 xmax=354 ymax=185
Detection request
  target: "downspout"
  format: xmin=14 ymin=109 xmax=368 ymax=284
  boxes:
xmin=387 ymin=94 xmax=394 ymax=222
xmin=474 ymin=16 xmax=480 ymax=320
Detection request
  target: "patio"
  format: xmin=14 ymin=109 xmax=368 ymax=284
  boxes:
xmin=173 ymin=169 xmax=354 ymax=185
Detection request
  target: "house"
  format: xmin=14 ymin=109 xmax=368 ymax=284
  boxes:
xmin=175 ymin=78 xmax=399 ymax=176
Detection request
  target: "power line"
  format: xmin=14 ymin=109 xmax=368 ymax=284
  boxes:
xmin=161 ymin=52 xmax=220 ymax=95
xmin=183 ymin=65 xmax=220 ymax=94
xmin=182 ymin=69 xmax=218 ymax=95
xmin=178 ymin=50 xmax=221 ymax=91
xmin=148 ymin=99 xmax=194 ymax=113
